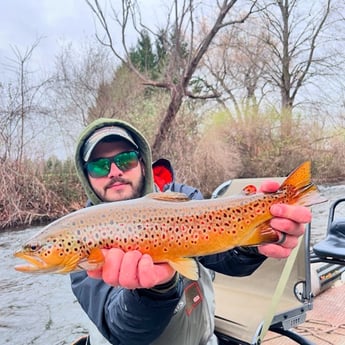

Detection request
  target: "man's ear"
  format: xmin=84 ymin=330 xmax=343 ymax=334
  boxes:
xmin=141 ymin=160 xmax=146 ymax=177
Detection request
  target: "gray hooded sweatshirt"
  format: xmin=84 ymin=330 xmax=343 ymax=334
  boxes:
xmin=71 ymin=118 xmax=266 ymax=345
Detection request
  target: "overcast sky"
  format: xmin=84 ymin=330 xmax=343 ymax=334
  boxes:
xmin=0 ymin=0 xmax=98 ymax=78
xmin=0 ymin=1 xmax=99 ymax=158
xmin=0 ymin=0 xmax=166 ymax=81
xmin=0 ymin=0 xmax=163 ymax=159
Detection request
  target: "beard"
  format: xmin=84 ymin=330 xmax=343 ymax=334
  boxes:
xmin=102 ymin=173 xmax=146 ymax=202
xmin=128 ymin=174 xmax=146 ymax=200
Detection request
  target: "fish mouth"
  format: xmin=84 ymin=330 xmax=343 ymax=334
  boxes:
xmin=14 ymin=252 xmax=57 ymax=273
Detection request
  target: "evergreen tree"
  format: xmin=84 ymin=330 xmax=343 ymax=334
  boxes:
xmin=129 ymin=30 xmax=157 ymax=78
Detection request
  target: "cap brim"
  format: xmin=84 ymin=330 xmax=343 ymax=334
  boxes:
xmin=83 ymin=126 xmax=138 ymax=161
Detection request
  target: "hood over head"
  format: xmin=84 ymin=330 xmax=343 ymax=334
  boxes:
xmin=75 ymin=118 xmax=155 ymax=205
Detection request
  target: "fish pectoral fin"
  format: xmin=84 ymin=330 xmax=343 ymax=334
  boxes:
xmin=147 ymin=192 xmax=190 ymax=202
xmin=168 ymin=257 xmax=199 ymax=280
xmin=240 ymin=221 xmax=279 ymax=246
xmin=78 ymin=248 xmax=105 ymax=271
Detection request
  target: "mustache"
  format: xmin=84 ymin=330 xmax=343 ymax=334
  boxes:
xmin=105 ymin=177 xmax=131 ymax=188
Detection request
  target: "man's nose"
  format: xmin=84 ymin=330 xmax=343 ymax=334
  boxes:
xmin=108 ymin=162 xmax=123 ymax=176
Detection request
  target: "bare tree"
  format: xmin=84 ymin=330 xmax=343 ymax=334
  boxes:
xmin=201 ymin=17 xmax=272 ymax=118
xmin=203 ymin=1 xmax=345 ymax=126
xmin=85 ymin=0 xmax=258 ymax=157
xmin=257 ymin=0 xmax=345 ymax=137
xmin=0 ymin=40 xmax=52 ymax=163
xmin=51 ymin=42 xmax=114 ymax=150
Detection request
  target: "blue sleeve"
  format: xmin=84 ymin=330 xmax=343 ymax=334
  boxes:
xmin=70 ymin=272 xmax=183 ymax=345
xmin=199 ymin=248 xmax=266 ymax=276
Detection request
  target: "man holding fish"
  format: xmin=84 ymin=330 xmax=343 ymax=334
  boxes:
xmin=67 ymin=118 xmax=313 ymax=345
xmin=14 ymin=117 xmax=316 ymax=344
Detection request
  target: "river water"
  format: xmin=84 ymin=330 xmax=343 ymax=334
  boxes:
xmin=1 ymin=184 xmax=345 ymax=344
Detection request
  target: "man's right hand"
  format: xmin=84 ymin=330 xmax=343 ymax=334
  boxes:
xmin=87 ymin=248 xmax=176 ymax=289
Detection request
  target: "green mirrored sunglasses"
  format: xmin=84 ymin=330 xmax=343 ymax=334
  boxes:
xmin=85 ymin=150 xmax=140 ymax=178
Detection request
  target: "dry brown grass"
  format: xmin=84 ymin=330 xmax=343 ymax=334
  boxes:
xmin=0 ymin=160 xmax=85 ymax=229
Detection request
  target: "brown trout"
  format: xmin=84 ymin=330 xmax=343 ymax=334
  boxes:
xmin=14 ymin=161 xmax=324 ymax=280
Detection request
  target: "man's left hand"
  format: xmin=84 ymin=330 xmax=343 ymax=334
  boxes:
xmin=257 ymin=181 xmax=312 ymax=258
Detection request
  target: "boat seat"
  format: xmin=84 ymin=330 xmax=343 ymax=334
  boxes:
xmin=313 ymin=218 xmax=345 ymax=260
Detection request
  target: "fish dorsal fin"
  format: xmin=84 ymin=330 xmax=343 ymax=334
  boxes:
xmin=147 ymin=192 xmax=190 ymax=202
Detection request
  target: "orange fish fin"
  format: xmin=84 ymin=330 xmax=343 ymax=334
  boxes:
xmin=147 ymin=192 xmax=190 ymax=202
xmin=280 ymin=161 xmax=312 ymax=191
xmin=168 ymin=257 xmax=199 ymax=280
xmin=242 ymin=184 xmax=257 ymax=195
xmin=240 ymin=221 xmax=279 ymax=246
xmin=279 ymin=161 xmax=326 ymax=206
xmin=78 ymin=248 xmax=105 ymax=271
xmin=50 ymin=254 xmax=83 ymax=274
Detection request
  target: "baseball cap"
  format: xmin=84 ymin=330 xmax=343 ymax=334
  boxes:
xmin=82 ymin=126 xmax=138 ymax=161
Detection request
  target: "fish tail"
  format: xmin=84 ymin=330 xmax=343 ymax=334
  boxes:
xmin=279 ymin=161 xmax=326 ymax=207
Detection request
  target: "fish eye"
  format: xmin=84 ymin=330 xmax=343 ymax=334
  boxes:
xmin=24 ymin=243 xmax=41 ymax=252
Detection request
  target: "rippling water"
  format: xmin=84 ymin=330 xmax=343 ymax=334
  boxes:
xmin=1 ymin=227 xmax=90 ymax=344
xmin=1 ymin=185 xmax=344 ymax=344
xmin=309 ymin=184 xmax=345 ymax=245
